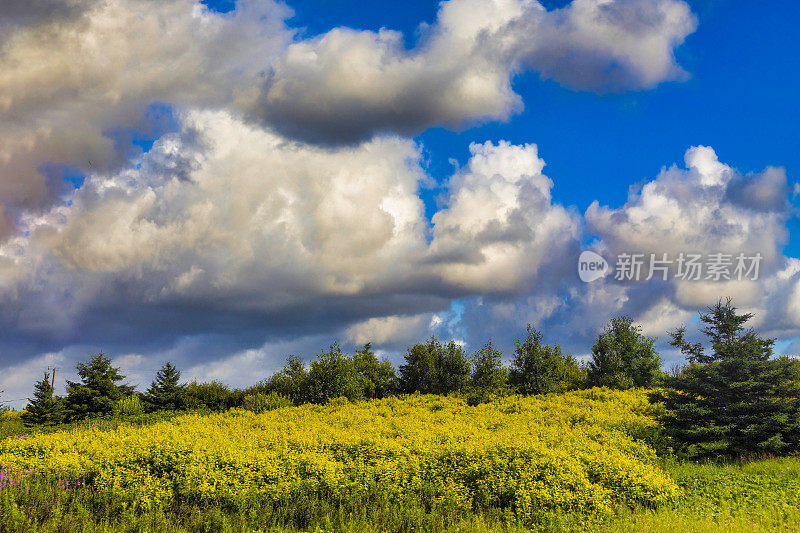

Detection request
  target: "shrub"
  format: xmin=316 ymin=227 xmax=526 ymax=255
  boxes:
xmin=305 ymin=343 xmax=363 ymax=403
xmin=184 ymin=381 xmax=237 ymax=411
xmin=398 ymin=337 xmax=470 ymax=394
xmin=0 ymin=390 xmax=679 ymax=523
xmin=352 ymin=343 xmax=397 ymax=399
xmin=262 ymin=355 xmax=309 ymax=405
xmin=242 ymin=392 xmax=293 ymax=413
xmin=111 ymin=395 xmax=145 ymax=419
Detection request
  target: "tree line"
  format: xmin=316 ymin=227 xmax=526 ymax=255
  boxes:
xmin=11 ymin=298 xmax=800 ymax=459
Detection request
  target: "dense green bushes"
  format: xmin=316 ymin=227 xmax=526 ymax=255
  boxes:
xmin=15 ymin=298 xmax=800 ymax=463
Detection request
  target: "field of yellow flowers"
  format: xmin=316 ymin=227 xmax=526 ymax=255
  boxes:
xmin=0 ymin=389 xmax=677 ymax=524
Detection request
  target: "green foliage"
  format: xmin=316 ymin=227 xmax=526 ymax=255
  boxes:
xmin=141 ymin=362 xmax=186 ymax=412
xmin=262 ymin=354 xmax=309 ymax=405
xmin=63 ymin=353 xmax=134 ymax=421
xmin=21 ymin=372 xmax=64 ymax=427
xmin=470 ymin=341 xmax=508 ymax=391
xmin=242 ymin=391 xmax=293 ymax=413
xmin=398 ymin=337 xmax=470 ymax=394
xmin=465 ymin=341 xmax=510 ymax=405
xmin=655 ymin=299 xmax=800 ymax=459
xmin=111 ymin=394 xmax=145 ymax=419
xmin=588 ymin=316 xmax=661 ymax=389
xmin=509 ymin=326 xmax=584 ymax=395
xmin=669 ymin=298 xmax=773 ymax=363
xmin=184 ymin=380 xmax=237 ymax=411
xmin=305 ymin=343 xmax=364 ymax=403
xmin=352 ymin=343 xmax=397 ymax=399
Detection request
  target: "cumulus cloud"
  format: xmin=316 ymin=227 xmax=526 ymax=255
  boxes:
xmin=429 ymin=140 xmax=580 ymax=293
xmin=586 ymin=146 xmax=792 ymax=307
xmin=0 ymin=0 xmax=292 ymax=238
xmin=252 ymin=0 xmax=697 ymax=144
xmin=0 ymin=107 xmax=583 ymax=372
xmin=0 ymin=0 xmax=94 ymax=30
xmin=446 ymin=146 xmax=799 ymax=360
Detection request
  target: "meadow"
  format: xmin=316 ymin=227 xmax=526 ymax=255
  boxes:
xmin=0 ymin=390 xmax=798 ymax=532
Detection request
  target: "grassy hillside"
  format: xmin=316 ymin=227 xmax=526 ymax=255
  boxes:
xmin=0 ymin=390 xmax=798 ymax=532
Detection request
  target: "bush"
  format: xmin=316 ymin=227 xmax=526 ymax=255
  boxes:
xmin=352 ymin=343 xmax=397 ymax=399
xmin=262 ymin=355 xmax=309 ymax=405
xmin=242 ymin=392 xmax=293 ymax=413
xmin=0 ymin=390 xmax=679 ymax=523
xmin=398 ymin=337 xmax=470 ymax=394
xmin=305 ymin=343 xmax=363 ymax=403
xmin=111 ymin=395 xmax=145 ymax=419
xmin=184 ymin=381 xmax=238 ymax=411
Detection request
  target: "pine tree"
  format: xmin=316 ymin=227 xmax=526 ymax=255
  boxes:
xmin=587 ymin=316 xmax=662 ymax=389
xmin=654 ymin=299 xmax=800 ymax=458
xmin=64 ymin=353 xmax=134 ymax=421
xmin=21 ymin=372 xmax=64 ymax=426
xmin=142 ymin=362 xmax=185 ymax=412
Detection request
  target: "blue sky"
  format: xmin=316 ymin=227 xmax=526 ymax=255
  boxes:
xmin=1 ymin=0 xmax=799 ymax=405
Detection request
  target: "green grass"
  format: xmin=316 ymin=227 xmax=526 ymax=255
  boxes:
xmin=2 ymin=456 xmax=799 ymax=532
xmin=585 ymin=457 xmax=800 ymax=533
xmin=0 ymin=409 xmax=209 ymax=441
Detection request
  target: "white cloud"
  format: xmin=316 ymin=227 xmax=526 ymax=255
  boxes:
xmin=251 ymin=0 xmax=697 ymax=144
xmin=430 ymin=140 xmax=580 ymax=292
xmin=0 ymin=0 xmax=292 ymax=237
xmin=345 ymin=313 xmax=434 ymax=347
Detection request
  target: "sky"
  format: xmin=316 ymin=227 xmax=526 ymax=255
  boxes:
xmin=1 ymin=0 xmax=799 ymax=407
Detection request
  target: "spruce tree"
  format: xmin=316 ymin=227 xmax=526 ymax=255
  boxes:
xmin=654 ymin=299 xmax=800 ymax=458
xmin=21 ymin=372 xmax=64 ymax=426
xmin=64 ymin=353 xmax=134 ymax=421
xmin=142 ymin=362 xmax=185 ymax=412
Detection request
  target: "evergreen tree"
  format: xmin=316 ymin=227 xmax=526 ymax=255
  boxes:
xmin=21 ymin=372 xmax=64 ymax=426
xmin=64 ymin=353 xmax=134 ymax=421
xmin=509 ymin=326 xmax=584 ymax=395
xmin=587 ymin=316 xmax=661 ymax=389
xmin=655 ymin=299 xmax=800 ymax=458
xmin=142 ymin=362 xmax=185 ymax=412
